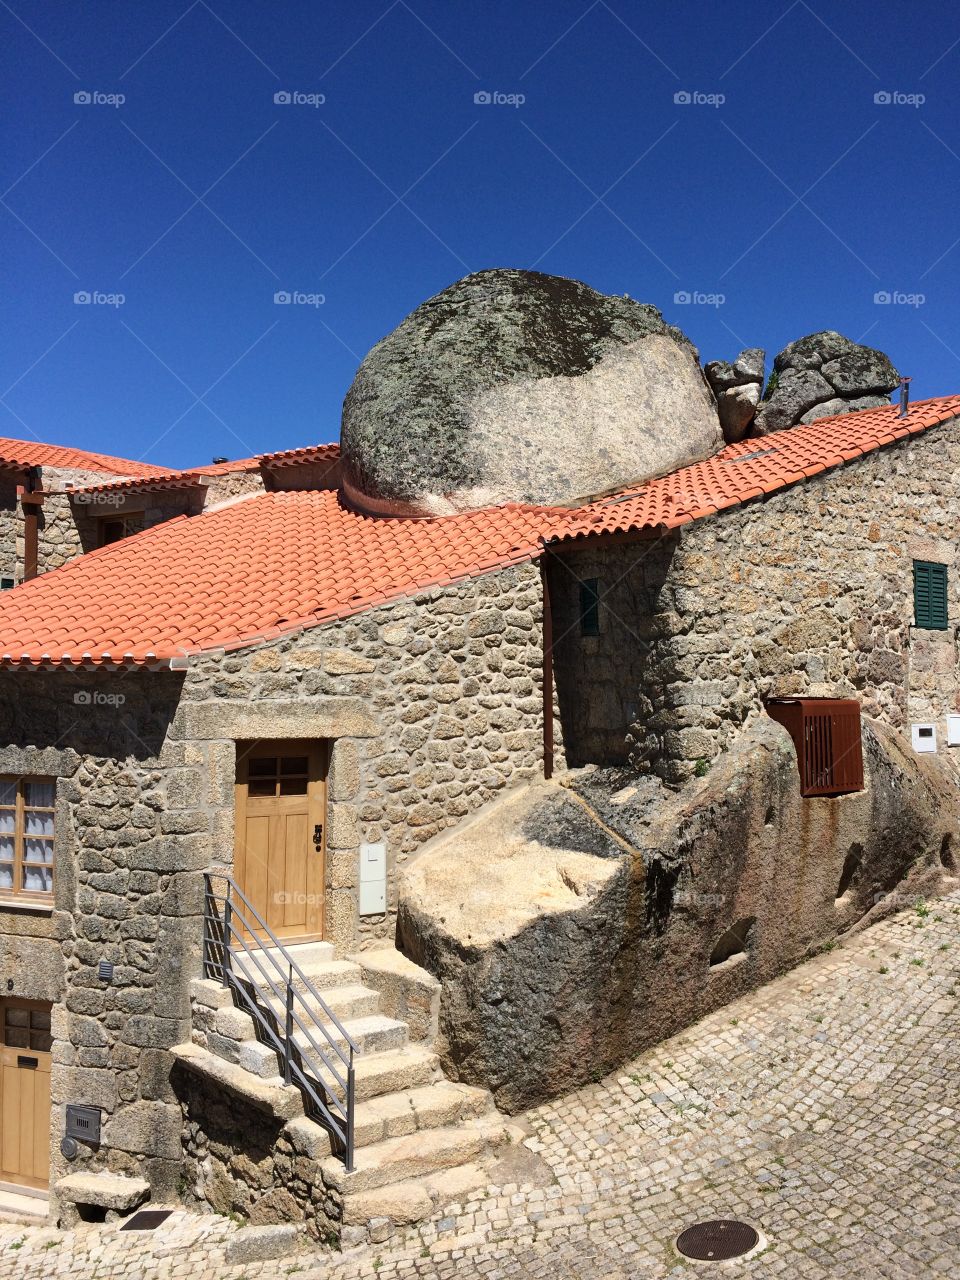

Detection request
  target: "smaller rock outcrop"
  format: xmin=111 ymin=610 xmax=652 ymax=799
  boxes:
xmin=704 ymin=348 xmax=765 ymax=442
xmin=753 ymin=331 xmax=898 ymax=435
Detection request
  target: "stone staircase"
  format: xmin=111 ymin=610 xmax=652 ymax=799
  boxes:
xmin=178 ymin=940 xmax=509 ymax=1246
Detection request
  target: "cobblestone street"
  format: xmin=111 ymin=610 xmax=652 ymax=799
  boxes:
xmin=3 ymin=893 xmax=959 ymax=1280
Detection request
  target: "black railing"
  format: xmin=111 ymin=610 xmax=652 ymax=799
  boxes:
xmin=201 ymin=871 xmax=357 ymax=1170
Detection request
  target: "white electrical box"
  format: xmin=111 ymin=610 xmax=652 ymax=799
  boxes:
xmin=948 ymin=715 xmax=960 ymax=746
xmin=359 ymin=841 xmax=387 ymax=916
xmin=912 ymin=723 xmax=938 ymax=753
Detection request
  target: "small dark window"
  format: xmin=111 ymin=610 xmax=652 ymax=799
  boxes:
xmin=579 ymin=579 xmax=600 ymax=636
xmin=98 ymin=514 xmax=144 ymax=548
xmin=0 ymin=578 xmax=14 ymax=590
xmin=914 ymin=560 xmax=948 ymax=630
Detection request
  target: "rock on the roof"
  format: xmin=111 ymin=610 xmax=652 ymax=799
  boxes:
xmin=753 ymin=331 xmax=899 ymax=436
xmin=340 ymin=269 xmax=722 ymax=514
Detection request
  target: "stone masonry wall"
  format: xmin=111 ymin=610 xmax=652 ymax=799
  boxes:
xmin=178 ymin=560 xmax=554 ymax=951
xmin=551 ymin=413 xmax=960 ymax=784
xmin=0 ymin=473 xmax=18 ymax=583
xmin=0 ymin=560 xmax=552 ymax=1209
xmin=0 ymin=668 xmax=195 ymax=1208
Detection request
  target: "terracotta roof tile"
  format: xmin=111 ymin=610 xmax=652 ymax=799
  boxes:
xmin=257 ymin=443 xmax=340 ymax=467
xmin=0 ymin=398 xmax=957 ymax=667
xmin=0 ymin=437 xmax=170 ymax=478
xmin=555 ymin=396 xmax=960 ymax=544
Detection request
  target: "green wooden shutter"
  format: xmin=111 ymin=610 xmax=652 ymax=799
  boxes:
xmin=579 ymin=579 xmax=600 ymax=636
xmin=914 ymin=561 xmax=948 ymax=630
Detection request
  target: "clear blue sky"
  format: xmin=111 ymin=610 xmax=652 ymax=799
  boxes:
xmin=1 ymin=0 xmax=958 ymax=469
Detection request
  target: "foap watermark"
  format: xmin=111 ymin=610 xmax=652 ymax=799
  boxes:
xmin=674 ymin=890 xmax=726 ymax=907
xmin=74 ymin=90 xmax=125 ymax=108
xmin=674 ymin=289 xmax=725 ymax=307
xmin=274 ymin=90 xmax=325 ymax=107
xmin=872 ymin=890 xmax=926 ymax=908
xmin=70 ymin=491 xmax=126 ymax=507
xmin=74 ymin=290 xmax=125 ymax=308
xmin=274 ymin=890 xmax=323 ymax=907
xmin=274 ymin=290 xmax=325 ymax=307
xmin=74 ymin=690 xmax=125 ymax=707
xmin=674 ymin=90 xmax=725 ymax=108
xmin=874 ymin=90 xmax=925 ymax=108
xmin=874 ymin=289 xmax=925 ymax=307
xmin=474 ymin=90 xmax=525 ymax=108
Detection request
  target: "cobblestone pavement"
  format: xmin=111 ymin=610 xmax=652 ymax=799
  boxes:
xmin=3 ymin=893 xmax=959 ymax=1280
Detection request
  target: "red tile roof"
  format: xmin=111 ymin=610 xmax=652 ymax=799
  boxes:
xmin=72 ymin=471 xmax=207 ymax=496
xmin=258 ymin=443 xmax=340 ymax=468
xmin=71 ymin=449 xmax=314 ymax=495
xmin=553 ymin=397 xmax=960 ymax=543
xmin=0 ymin=490 xmax=562 ymax=667
xmin=0 ymin=397 xmax=956 ymax=668
xmin=0 ymin=438 xmax=171 ymax=478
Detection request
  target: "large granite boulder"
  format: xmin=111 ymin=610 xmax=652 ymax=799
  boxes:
xmin=340 ymin=269 xmax=722 ymax=514
xmin=398 ymin=717 xmax=958 ymax=1113
xmin=753 ymin=331 xmax=898 ymax=435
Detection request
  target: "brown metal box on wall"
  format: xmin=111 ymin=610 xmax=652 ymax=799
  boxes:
xmin=766 ymin=698 xmax=864 ymax=797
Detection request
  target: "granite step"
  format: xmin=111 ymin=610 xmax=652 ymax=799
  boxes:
xmin=262 ymin=983 xmax=380 ymax=1026
xmin=321 ymin=1116 xmax=507 ymax=1195
xmin=352 ymin=1080 xmax=493 ymax=1148
xmin=237 ymin=1014 xmax=408 ymax=1079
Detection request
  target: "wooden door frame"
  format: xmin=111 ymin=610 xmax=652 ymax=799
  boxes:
xmin=0 ymin=996 xmax=52 ymax=1192
xmin=233 ymin=739 xmax=328 ymax=943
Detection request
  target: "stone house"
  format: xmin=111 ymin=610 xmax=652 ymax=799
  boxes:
xmin=0 ymin=396 xmax=958 ymax=1241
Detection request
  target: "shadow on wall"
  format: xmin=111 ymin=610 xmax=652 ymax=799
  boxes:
xmin=547 ymin=534 xmax=680 ymax=770
xmin=397 ymin=716 xmax=960 ymax=1113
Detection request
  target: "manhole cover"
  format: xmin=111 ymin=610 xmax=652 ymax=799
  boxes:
xmin=676 ymin=1219 xmax=759 ymax=1261
xmin=119 ymin=1209 xmax=174 ymax=1232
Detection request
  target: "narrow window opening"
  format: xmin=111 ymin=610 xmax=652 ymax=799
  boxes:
xmin=710 ymin=916 xmax=755 ymax=967
xmin=579 ymin=578 xmax=600 ymax=636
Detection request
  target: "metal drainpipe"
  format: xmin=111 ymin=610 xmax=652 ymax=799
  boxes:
xmin=540 ymin=552 xmax=554 ymax=781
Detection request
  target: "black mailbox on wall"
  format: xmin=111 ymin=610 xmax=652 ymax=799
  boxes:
xmin=65 ymin=1103 xmax=101 ymax=1147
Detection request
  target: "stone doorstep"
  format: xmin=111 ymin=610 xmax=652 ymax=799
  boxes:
xmin=54 ymin=1172 xmax=149 ymax=1212
xmin=0 ymin=1186 xmax=48 ymax=1226
xmin=320 ymin=1116 xmax=508 ymax=1195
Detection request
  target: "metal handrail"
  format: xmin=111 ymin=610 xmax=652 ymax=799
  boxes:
xmin=201 ymin=872 xmax=357 ymax=1170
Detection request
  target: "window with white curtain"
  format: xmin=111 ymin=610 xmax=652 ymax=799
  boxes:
xmin=0 ymin=777 xmax=55 ymax=900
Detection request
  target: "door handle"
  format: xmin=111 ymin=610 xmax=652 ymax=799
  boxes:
xmin=313 ymin=823 xmax=323 ymax=850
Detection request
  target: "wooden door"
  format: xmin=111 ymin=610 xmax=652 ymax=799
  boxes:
xmin=0 ymin=999 xmax=51 ymax=1190
xmin=234 ymin=742 xmax=327 ymax=942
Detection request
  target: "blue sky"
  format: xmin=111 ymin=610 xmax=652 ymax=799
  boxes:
xmin=1 ymin=0 xmax=958 ymax=468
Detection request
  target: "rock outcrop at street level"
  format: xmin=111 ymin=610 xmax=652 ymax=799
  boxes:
xmin=398 ymin=717 xmax=959 ymax=1113
xmin=340 ymin=269 xmax=722 ymax=514
xmin=752 ymin=331 xmax=899 ymax=435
